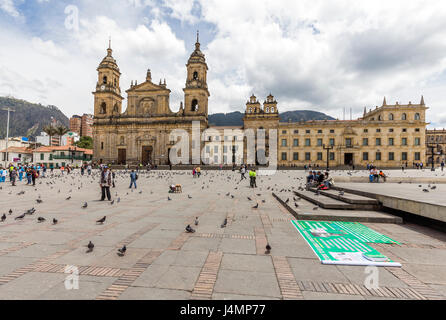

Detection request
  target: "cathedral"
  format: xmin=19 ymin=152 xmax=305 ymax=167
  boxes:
xmin=92 ymin=35 xmax=209 ymax=165
xmin=93 ymin=36 xmax=428 ymax=168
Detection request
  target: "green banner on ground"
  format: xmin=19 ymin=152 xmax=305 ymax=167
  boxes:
xmin=291 ymin=220 xmax=401 ymax=267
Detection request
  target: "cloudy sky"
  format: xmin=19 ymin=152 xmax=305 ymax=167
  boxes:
xmin=1 ymin=0 xmax=446 ymax=128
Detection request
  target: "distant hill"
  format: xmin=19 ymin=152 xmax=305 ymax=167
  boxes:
xmin=208 ymin=110 xmax=335 ymax=126
xmin=0 ymin=97 xmax=69 ymax=139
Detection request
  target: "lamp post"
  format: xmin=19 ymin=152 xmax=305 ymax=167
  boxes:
xmin=323 ymin=144 xmax=334 ymax=171
xmin=2 ymin=107 xmax=15 ymax=167
xmin=427 ymin=144 xmax=438 ymax=171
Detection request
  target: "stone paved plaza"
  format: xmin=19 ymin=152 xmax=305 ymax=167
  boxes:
xmin=0 ymin=169 xmax=445 ymax=300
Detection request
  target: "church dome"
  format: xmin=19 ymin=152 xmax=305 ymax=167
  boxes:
xmin=98 ymin=44 xmax=120 ymax=72
xmin=187 ymin=31 xmax=206 ymax=65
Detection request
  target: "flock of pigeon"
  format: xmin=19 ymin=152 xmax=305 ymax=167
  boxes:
xmin=2 ymin=168 xmax=437 ymax=259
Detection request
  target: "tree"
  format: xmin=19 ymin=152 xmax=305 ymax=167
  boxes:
xmin=42 ymin=125 xmax=57 ymax=146
xmin=75 ymin=136 xmax=93 ymax=149
xmin=55 ymin=126 xmax=69 ymax=146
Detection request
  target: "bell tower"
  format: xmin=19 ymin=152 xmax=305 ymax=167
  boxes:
xmin=93 ymin=39 xmax=123 ymax=117
xmin=183 ymin=31 xmax=210 ymax=117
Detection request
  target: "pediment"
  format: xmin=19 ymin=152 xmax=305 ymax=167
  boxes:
xmin=136 ymin=134 xmax=156 ymax=142
xmin=129 ymin=80 xmax=169 ymax=92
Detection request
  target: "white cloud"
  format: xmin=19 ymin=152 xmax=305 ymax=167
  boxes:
xmin=0 ymin=0 xmax=20 ymax=17
xmin=3 ymin=0 xmax=446 ymax=128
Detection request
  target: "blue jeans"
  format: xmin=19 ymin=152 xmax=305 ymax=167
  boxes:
xmin=129 ymin=179 xmax=137 ymax=188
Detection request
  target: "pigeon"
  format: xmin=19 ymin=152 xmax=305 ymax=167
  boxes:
xmin=168 ymin=196 xmax=172 ymax=201
xmin=117 ymin=245 xmax=126 ymax=256
xmin=252 ymin=203 xmax=259 ymax=209
xmin=431 ymin=186 xmax=437 ymax=190
xmin=1 ymin=214 xmax=5 ymax=222
xmin=231 ymin=195 xmax=235 ymax=199
xmin=185 ymin=225 xmax=195 ymax=233
xmin=247 ymin=197 xmax=252 ymax=201
xmin=423 ymin=189 xmax=429 ymax=193
xmin=285 ymin=198 xmax=290 ymax=204
xmin=110 ymin=200 xmax=115 ymax=205
xmin=117 ymin=197 xmax=121 ymax=203
xmin=86 ymin=241 xmax=94 ymax=253
xmin=15 ymin=213 xmax=25 ymax=220
xmin=188 ymin=195 xmax=192 ymax=199
xmin=339 ymin=191 xmax=345 ymax=196
xmin=221 ymin=218 xmax=228 ymax=228
xmin=36 ymin=199 xmax=43 ymax=203
xmin=66 ymin=196 xmax=71 ymax=200
xmin=25 ymin=208 xmax=36 ymax=215
xmin=82 ymin=202 xmax=88 ymax=209
xmin=194 ymin=217 xmax=199 ymax=226
xmin=96 ymin=216 xmax=106 ymax=224
xmin=262 ymin=200 xmax=266 ymax=203
xmin=8 ymin=209 xmax=12 ymax=214
xmin=313 ymin=207 xmax=319 ymax=210
xmin=295 ymin=203 xmax=299 ymax=208
xmin=265 ymin=243 xmax=271 ymax=254
xmin=53 ymin=218 xmax=58 ymax=225
xmin=37 ymin=217 xmax=46 ymax=223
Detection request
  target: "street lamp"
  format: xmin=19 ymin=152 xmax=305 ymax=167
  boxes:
xmin=323 ymin=144 xmax=334 ymax=171
xmin=2 ymin=107 xmax=15 ymax=167
xmin=427 ymin=143 xmax=438 ymax=171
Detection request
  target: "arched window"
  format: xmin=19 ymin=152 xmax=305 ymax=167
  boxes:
xmin=415 ymin=113 xmax=421 ymax=120
xmin=191 ymin=99 xmax=198 ymax=111
xmin=378 ymin=115 xmax=382 ymax=121
xmin=249 ymin=108 xmax=252 ymax=113
xmin=100 ymin=102 xmax=106 ymax=114
xmin=114 ymin=78 xmax=117 ymax=87
xmin=265 ymin=107 xmax=269 ymax=113
xmin=389 ymin=113 xmax=394 ymax=120
xmin=402 ymin=113 xmax=407 ymax=120
xmin=102 ymin=76 xmax=107 ymax=84
xmin=271 ymin=107 xmax=275 ymax=113
xmin=193 ymin=71 xmax=198 ymax=80
xmin=113 ymin=104 xmax=118 ymax=113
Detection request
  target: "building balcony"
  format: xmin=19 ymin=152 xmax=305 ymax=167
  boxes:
xmin=52 ymin=155 xmax=90 ymax=160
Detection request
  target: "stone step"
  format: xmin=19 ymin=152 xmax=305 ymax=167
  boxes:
xmin=272 ymin=193 xmax=403 ymax=224
xmin=308 ymin=188 xmax=381 ymax=206
xmin=293 ymin=190 xmax=358 ymax=210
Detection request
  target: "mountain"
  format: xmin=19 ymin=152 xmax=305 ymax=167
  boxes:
xmin=208 ymin=110 xmax=335 ymax=126
xmin=0 ymin=97 xmax=69 ymax=139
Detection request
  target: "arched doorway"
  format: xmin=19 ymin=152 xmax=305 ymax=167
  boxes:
xmin=142 ymin=146 xmax=153 ymax=165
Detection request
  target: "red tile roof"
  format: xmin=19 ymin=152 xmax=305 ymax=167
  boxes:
xmin=0 ymin=147 xmax=33 ymax=154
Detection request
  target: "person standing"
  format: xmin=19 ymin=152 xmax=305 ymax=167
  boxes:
xmin=100 ymin=166 xmax=112 ymax=201
xmin=196 ymin=166 xmax=201 ymax=178
xmin=111 ymin=169 xmax=116 ymax=188
xmin=18 ymin=166 xmax=24 ymax=181
xmin=31 ymin=167 xmax=37 ymax=186
xmin=10 ymin=168 xmax=17 ymax=186
xmin=442 ymin=161 xmax=445 ymax=171
xmin=129 ymin=170 xmax=137 ymax=189
xmin=87 ymin=164 xmax=92 ymax=175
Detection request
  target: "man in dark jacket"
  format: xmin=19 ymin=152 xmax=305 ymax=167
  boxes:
xmin=100 ymin=167 xmax=112 ymax=201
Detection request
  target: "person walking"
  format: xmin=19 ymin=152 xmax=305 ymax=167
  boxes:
xmin=129 ymin=170 xmax=137 ymax=189
xmin=100 ymin=166 xmax=112 ymax=201
xmin=441 ymin=161 xmax=445 ymax=171
xmin=240 ymin=166 xmax=247 ymax=180
xmin=87 ymin=164 xmax=92 ymax=175
xmin=249 ymin=169 xmax=257 ymax=188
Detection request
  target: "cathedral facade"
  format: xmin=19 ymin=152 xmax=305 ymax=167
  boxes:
xmin=92 ymin=37 xmax=209 ymax=165
xmin=93 ymin=38 xmax=428 ymax=168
